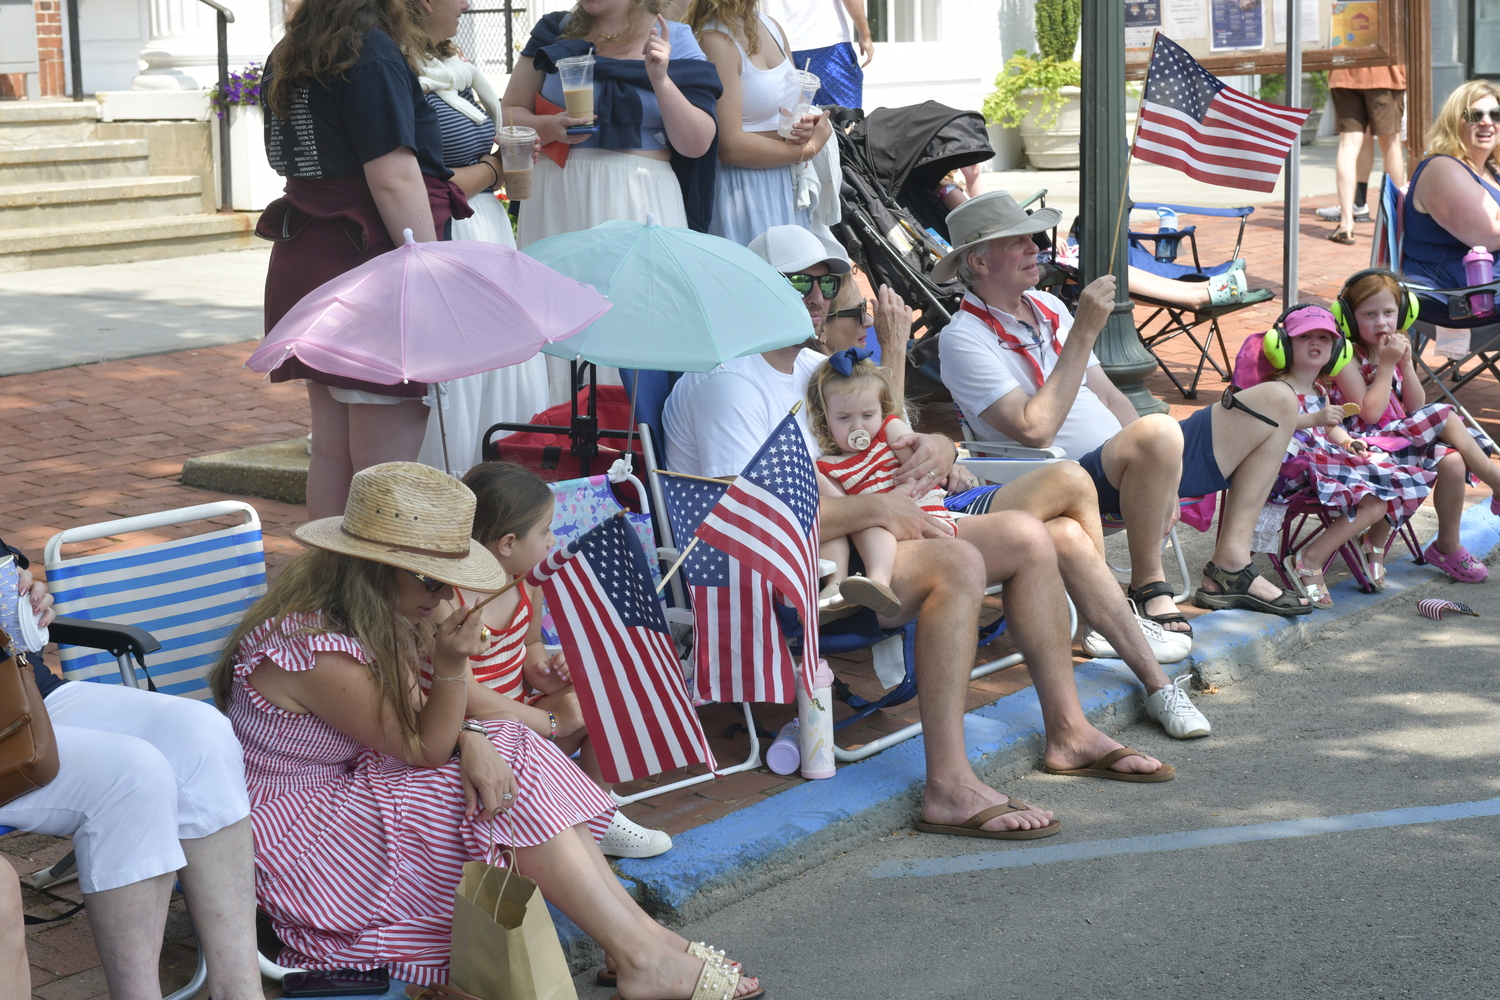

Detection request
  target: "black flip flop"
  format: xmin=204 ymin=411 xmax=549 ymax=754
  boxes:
xmin=1127 ymin=580 xmax=1193 ymax=638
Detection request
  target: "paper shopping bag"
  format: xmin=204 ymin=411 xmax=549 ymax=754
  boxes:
xmin=449 ymin=847 xmax=577 ymax=1000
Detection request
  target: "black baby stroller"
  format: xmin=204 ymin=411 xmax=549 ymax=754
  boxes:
xmin=829 ymin=102 xmax=995 ymax=393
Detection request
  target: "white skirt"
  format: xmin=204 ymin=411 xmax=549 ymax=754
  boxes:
xmin=517 ymin=149 xmax=688 ymax=404
xmin=418 ymin=191 xmax=551 ymax=476
xmin=710 ymin=161 xmax=810 ymax=247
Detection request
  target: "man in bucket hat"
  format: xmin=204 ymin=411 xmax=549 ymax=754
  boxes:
xmin=938 ymin=192 xmax=1310 ymax=629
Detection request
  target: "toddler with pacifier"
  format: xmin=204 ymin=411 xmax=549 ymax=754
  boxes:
xmin=805 ymin=347 xmax=957 ymax=618
xmin=1237 ymin=305 xmax=1436 ymax=608
xmin=432 ymin=461 xmax=672 ymax=859
xmin=1327 ymin=268 xmax=1500 ymax=583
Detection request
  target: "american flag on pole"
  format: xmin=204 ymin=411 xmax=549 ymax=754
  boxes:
xmin=527 ymin=513 xmax=715 ymax=783
xmin=694 ymin=413 xmax=821 ymax=692
xmin=658 ymin=472 xmax=798 ymax=705
xmin=1133 ymin=33 xmax=1312 ymax=193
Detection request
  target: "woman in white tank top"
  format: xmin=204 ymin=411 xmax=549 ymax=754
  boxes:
xmin=687 ymin=0 xmax=835 ymax=245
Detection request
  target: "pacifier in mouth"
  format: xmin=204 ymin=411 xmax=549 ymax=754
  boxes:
xmin=847 ymin=428 xmax=872 ymax=451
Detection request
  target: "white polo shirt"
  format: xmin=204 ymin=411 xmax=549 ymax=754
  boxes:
xmin=663 ymin=349 xmax=826 ymax=478
xmin=938 ymin=290 xmax=1122 ymax=460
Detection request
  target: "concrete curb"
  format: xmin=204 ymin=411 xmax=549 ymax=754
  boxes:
xmin=180 ymin=436 xmax=307 ymax=505
xmin=592 ymin=501 xmax=1500 ymax=940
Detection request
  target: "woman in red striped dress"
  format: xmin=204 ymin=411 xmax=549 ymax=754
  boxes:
xmin=211 ymin=462 xmax=762 ymax=998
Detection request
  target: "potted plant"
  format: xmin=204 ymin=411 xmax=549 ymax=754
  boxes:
xmin=1258 ymin=71 xmax=1329 ymax=145
xmin=211 ymin=63 xmax=283 ymax=212
xmin=981 ymin=0 xmax=1082 ymax=169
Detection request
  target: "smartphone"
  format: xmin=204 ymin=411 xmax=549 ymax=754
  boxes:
xmin=565 ymin=124 xmax=600 ymax=135
xmin=280 ymin=968 xmax=391 ymax=997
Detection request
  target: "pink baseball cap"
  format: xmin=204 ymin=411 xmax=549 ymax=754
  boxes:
xmin=1280 ymin=305 xmax=1340 ymax=338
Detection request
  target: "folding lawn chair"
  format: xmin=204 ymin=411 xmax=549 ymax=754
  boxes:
xmin=1124 ymin=202 xmax=1275 ymax=399
xmin=1262 ymin=493 xmax=1425 ymax=597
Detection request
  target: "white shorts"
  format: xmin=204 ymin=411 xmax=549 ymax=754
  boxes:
xmin=0 ymin=682 xmax=250 ymax=893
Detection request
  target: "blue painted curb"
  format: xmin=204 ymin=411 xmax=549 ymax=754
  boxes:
xmin=567 ymin=503 xmax=1500 ymax=938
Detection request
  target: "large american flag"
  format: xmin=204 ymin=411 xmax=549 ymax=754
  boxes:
xmin=694 ymin=413 xmax=821 ymax=692
xmin=1133 ymin=33 xmax=1312 ymax=193
xmin=659 ymin=472 xmax=798 ymax=705
xmin=527 ymin=513 xmax=715 ymax=783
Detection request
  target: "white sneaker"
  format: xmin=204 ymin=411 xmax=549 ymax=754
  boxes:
xmin=1082 ymin=616 xmax=1193 ymax=663
xmin=1145 ymin=673 xmax=1212 ymax=739
xmin=1314 ymin=204 xmax=1371 ymax=223
xmin=600 ymin=811 xmax=673 ymax=859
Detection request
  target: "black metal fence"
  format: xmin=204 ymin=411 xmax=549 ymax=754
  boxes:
xmin=456 ymin=3 xmax=531 ymax=77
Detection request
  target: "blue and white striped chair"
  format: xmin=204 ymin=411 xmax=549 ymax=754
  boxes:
xmin=43 ymin=501 xmax=267 ymax=698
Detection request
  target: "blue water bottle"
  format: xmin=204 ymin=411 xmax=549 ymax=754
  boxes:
xmin=1155 ymin=206 xmax=1181 ymax=262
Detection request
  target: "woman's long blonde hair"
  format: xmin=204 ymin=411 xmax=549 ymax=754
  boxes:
xmin=805 ymin=357 xmax=901 ymax=456
xmin=210 ymin=548 xmax=425 ymax=751
xmin=685 ymin=0 xmax=763 ymax=55
xmin=1426 ymin=80 xmax=1500 ymax=170
xmin=560 ymin=0 xmax=666 ymax=42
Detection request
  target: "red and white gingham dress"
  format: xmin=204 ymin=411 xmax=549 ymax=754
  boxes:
xmin=818 ymin=415 xmax=958 ymax=534
xmin=227 ymin=613 xmax=614 ymax=985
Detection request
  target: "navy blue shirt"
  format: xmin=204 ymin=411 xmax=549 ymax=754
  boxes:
xmin=0 ymin=536 xmax=64 ymax=699
xmin=265 ymin=28 xmax=452 ymax=180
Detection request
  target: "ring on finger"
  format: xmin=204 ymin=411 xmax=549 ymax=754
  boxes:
xmin=501 ymin=792 xmax=514 ymax=800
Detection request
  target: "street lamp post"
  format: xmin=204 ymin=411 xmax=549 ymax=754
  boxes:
xmin=1079 ymin=0 xmax=1166 ymax=415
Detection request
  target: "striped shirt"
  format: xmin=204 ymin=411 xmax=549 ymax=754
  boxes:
xmin=418 ymin=589 xmax=534 ymax=702
xmin=226 ymin=612 xmax=613 ymax=984
xmin=818 ymin=415 xmax=957 ymax=533
xmin=425 ymin=88 xmax=495 ymax=168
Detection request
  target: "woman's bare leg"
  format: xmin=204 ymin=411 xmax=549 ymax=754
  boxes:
xmin=347 ymin=399 xmax=430 ymax=473
xmin=82 ymin=872 xmax=175 ymax=1000
xmin=1 ymin=864 xmax=27 ymax=998
xmin=305 ymin=384 xmax=353 ymax=520
xmin=176 ymin=817 xmax=266 ymax=1000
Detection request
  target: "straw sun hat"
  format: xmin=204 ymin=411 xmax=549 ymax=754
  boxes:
xmin=932 ymin=190 xmax=1064 ymax=284
xmin=295 ymin=462 xmax=509 ymax=592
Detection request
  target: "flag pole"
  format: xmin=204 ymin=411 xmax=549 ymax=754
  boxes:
xmin=1282 ymin=0 xmax=1302 ymax=306
xmin=655 ymin=537 xmax=700 ymax=594
xmin=471 ymin=574 xmax=524 ymax=612
xmin=654 ymin=469 xmax=731 ymax=486
xmin=1107 ymin=30 xmax=1157 ymax=275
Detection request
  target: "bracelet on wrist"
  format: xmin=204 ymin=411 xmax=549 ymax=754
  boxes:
xmin=545 ymin=711 xmax=558 ymax=741
xmin=432 ymin=668 xmax=468 ymax=683
xmin=481 ymin=158 xmax=501 ymax=191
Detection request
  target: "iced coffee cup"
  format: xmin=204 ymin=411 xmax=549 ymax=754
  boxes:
xmin=776 ymin=69 xmax=820 ymax=139
xmin=496 ymin=125 xmax=537 ymax=200
xmin=556 ymin=54 xmax=596 ymax=122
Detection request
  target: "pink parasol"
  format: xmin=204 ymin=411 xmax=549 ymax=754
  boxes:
xmin=246 ymin=230 xmax=612 ymax=384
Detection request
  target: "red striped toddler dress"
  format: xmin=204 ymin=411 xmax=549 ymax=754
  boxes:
xmin=417 ymin=589 xmax=539 ymax=702
xmin=226 ymin=612 xmax=614 ymax=984
xmin=817 ymin=415 xmax=958 ymax=535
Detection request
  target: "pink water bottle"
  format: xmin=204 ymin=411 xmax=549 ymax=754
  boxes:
xmin=1463 ymin=246 xmax=1495 ymax=318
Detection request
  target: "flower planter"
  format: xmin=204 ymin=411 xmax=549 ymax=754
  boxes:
xmin=1017 ymin=86 xmax=1081 ymax=169
xmin=227 ymin=104 xmax=285 ymax=212
xmin=984 ymin=123 xmax=1026 ymax=172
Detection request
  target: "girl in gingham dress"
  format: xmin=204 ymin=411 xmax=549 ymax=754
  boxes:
xmin=435 ymin=462 xmax=673 ymax=864
xmin=1254 ymin=307 xmax=1436 ymax=609
xmin=212 ymin=462 xmax=762 ymax=999
xmin=1328 ymin=269 xmax=1500 ymax=584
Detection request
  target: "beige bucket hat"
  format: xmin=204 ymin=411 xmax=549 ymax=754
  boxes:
xmin=295 ymin=462 xmax=509 ymax=592
xmin=932 ymin=191 xmax=1063 ymax=284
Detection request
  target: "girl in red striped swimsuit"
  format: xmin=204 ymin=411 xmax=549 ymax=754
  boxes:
xmin=441 ymin=462 xmax=673 ymax=863
xmin=807 ymin=348 xmax=958 ymax=619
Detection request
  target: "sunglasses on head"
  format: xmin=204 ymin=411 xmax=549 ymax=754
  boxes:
xmin=406 ymin=570 xmax=447 ymax=593
xmin=787 ymin=273 xmax=843 ymax=299
xmin=1463 ymin=107 xmax=1500 ymax=125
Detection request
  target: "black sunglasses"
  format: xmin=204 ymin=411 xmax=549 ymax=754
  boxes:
xmin=787 ymin=273 xmax=843 ymax=299
xmin=1221 ymin=385 xmax=1280 ymax=428
xmin=1463 ymin=107 xmax=1500 ymax=124
xmin=406 ymin=570 xmax=446 ymax=593
xmin=829 ymin=305 xmax=870 ymax=323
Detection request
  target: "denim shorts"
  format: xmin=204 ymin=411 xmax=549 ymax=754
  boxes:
xmin=1077 ymin=405 xmax=1232 ymax=516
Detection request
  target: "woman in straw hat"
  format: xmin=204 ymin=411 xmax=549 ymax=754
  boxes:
xmin=211 ymin=463 xmax=762 ymax=998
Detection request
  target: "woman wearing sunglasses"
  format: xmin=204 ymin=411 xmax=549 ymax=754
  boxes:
xmin=1401 ymin=81 xmax=1500 ymax=326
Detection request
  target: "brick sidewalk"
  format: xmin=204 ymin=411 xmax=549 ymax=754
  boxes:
xmin=4 ymin=194 xmax=1498 ymax=997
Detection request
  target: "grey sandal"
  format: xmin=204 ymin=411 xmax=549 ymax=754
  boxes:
xmin=1193 ymin=561 xmax=1312 ymax=616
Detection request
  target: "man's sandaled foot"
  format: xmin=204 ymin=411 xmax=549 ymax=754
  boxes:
xmin=1043 ymin=746 xmax=1176 ymax=782
xmin=1194 ymin=560 xmax=1311 ymax=616
xmin=916 ymin=799 xmax=1062 ymax=840
xmin=1128 ymin=579 xmax=1193 ymax=635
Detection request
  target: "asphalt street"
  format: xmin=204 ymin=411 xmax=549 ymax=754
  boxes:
xmin=578 ymin=579 xmax=1499 ymax=1000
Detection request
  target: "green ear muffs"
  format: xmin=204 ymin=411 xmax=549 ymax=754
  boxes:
xmin=1263 ymin=304 xmax=1355 ymax=377
xmin=1331 ymin=268 xmax=1421 ymax=340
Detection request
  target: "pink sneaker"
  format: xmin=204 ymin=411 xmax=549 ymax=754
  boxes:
xmin=1492 ymin=495 xmax=1500 ymax=517
xmin=1423 ymin=542 xmax=1490 ymax=583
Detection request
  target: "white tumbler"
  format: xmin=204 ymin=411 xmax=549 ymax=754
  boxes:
xmin=796 ymin=658 xmax=836 ymax=779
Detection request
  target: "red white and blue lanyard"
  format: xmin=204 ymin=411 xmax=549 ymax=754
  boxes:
xmin=959 ymin=293 xmax=1064 ymax=388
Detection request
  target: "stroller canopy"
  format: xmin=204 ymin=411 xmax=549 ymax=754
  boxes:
xmin=859 ymin=102 xmax=993 ymax=238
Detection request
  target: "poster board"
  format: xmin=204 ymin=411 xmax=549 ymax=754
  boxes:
xmin=1123 ymin=0 xmax=1402 ymax=79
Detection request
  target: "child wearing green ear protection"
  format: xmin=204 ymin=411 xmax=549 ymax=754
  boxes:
xmin=1258 ymin=304 xmax=1437 ymax=608
xmin=1327 ymin=269 xmax=1500 ymax=585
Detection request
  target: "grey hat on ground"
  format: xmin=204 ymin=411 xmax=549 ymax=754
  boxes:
xmin=747 ymin=225 xmax=852 ymax=275
xmin=932 ymin=190 xmax=1063 ymax=284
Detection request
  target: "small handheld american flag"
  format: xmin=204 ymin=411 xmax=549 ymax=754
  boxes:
xmin=658 ymin=473 xmax=798 ymax=705
xmin=1133 ymin=33 xmax=1312 ymax=193
xmin=1417 ymin=598 xmax=1479 ymax=621
xmin=527 ymin=513 xmax=715 ymax=783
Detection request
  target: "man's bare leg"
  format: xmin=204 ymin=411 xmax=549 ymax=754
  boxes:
xmin=951 ymin=512 xmax=1166 ymax=776
xmin=976 ymin=461 xmax=1106 ymax=556
xmin=1099 ymin=413 xmax=1186 ymax=628
xmin=1202 ymin=382 xmax=1307 ymax=604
